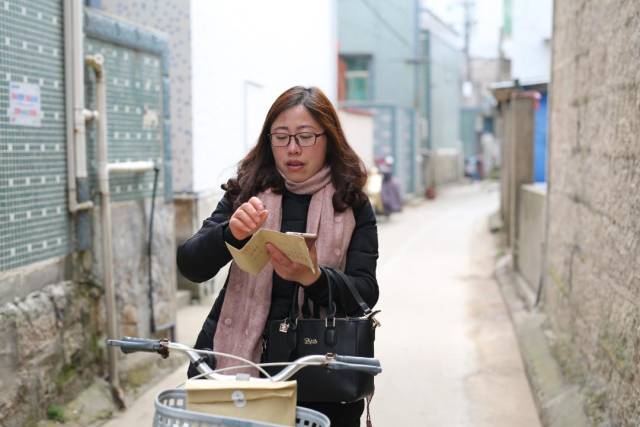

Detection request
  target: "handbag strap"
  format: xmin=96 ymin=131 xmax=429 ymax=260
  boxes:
xmin=290 ymin=272 xmax=336 ymax=321
xmin=289 ymin=268 xmax=372 ymax=319
xmin=324 ymin=268 xmax=372 ymax=316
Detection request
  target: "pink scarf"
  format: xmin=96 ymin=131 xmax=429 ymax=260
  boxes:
xmin=213 ymin=166 xmax=356 ymax=375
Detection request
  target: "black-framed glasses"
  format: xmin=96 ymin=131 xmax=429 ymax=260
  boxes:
xmin=268 ymin=132 xmax=325 ymax=147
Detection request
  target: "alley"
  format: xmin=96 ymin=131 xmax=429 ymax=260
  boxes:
xmin=372 ymin=182 xmax=540 ymax=426
xmin=103 ymin=183 xmax=540 ymax=426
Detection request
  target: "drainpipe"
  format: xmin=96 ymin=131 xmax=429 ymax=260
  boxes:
xmin=108 ymin=161 xmax=155 ymax=173
xmin=85 ymin=54 xmax=122 ymax=398
xmin=85 ymin=54 xmax=158 ymax=399
xmin=64 ymin=0 xmax=94 ymax=215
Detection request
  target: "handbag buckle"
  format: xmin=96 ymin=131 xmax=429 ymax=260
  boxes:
xmin=325 ymin=317 xmax=336 ymax=328
xmin=368 ymin=310 xmax=382 ymax=329
xmin=279 ymin=319 xmax=290 ymax=333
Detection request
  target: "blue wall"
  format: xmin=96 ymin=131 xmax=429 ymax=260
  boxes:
xmin=534 ymin=91 xmax=548 ymax=182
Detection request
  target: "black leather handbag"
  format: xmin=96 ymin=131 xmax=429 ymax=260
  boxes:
xmin=263 ymin=268 xmax=381 ymax=403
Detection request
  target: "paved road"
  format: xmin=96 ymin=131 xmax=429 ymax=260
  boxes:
xmin=372 ymin=182 xmax=539 ymax=426
xmin=103 ymin=182 xmax=540 ymax=426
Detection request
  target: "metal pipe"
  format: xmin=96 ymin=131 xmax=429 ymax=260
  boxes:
xmin=64 ymin=0 xmax=94 ymax=213
xmin=107 ymin=161 xmax=155 ymax=173
xmin=86 ymin=53 xmax=120 ymax=390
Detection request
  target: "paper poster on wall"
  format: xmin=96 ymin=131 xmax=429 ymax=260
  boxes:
xmin=7 ymin=82 xmax=42 ymax=127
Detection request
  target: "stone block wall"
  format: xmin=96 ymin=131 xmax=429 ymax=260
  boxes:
xmin=545 ymin=0 xmax=640 ymax=424
xmin=0 ymin=281 xmax=102 ymax=427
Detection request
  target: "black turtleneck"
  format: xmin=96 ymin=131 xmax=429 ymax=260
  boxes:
xmin=268 ymin=190 xmax=314 ymax=320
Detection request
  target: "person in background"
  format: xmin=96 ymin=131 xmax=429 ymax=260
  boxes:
xmin=176 ymin=86 xmax=379 ymax=427
xmin=379 ymin=157 xmax=402 ymax=215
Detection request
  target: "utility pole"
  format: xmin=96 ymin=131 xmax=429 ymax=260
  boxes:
xmin=462 ymin=0 xmax=474 ymax=83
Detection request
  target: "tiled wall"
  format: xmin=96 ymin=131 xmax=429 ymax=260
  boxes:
xmin=0 ymin=0 xmax=69 ymax=271
xmin=99 ymin=0 xmax=193 ymax=193
xmin=85 ymin=38 xmax=164 ymax=202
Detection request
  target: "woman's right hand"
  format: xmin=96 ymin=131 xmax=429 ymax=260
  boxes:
xmin=229 ymin=196 xmax=269 ymax=241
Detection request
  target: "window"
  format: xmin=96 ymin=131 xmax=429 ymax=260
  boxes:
xmin=342 ymin=55 xmax=372 ymax=101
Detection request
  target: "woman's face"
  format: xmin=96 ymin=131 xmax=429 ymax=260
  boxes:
xmin=270 ymin=105 xmax=328 ymax=183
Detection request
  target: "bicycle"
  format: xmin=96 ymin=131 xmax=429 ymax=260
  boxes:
xmin=108 ymin=337 xmax=382 ymax=427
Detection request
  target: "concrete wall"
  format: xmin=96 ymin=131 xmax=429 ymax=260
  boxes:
xmin=422 ymin=15 xmax=463 ymax=152
xmin=499 ymin=96 xmax=535 ymax=248
xmin=433 ymin=148 xmax=462 ymax=185
xmin=419 ymin=10 xmax=464 ymax=186
xmin=339 ymin=0 xmax=417 ymax=107
xmin=338 ymin=109 xmax=375 ymax=169
xmin=544 ymin=0 xmax=640 ymax=423
xmin=517 ymin=183 xmax=546 ymax=294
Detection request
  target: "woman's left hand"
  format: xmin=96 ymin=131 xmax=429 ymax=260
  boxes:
xmin=266 ymin=242 xmax=320 ymax=286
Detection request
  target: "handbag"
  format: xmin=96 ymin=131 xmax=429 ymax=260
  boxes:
xmin=263 ymin=268 xmax=381 ymax=403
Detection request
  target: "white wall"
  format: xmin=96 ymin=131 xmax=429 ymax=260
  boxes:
xmin=510 ymin=0 xmax=552 ymax=82
xmin=338 ymin=110 xmax=374 ymax=169
xmin=191 ymin=0 xmax=338 ymax=193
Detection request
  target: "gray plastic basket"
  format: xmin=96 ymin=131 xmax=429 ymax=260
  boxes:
xmin=153 ymin=389 xmax=330 ymax=427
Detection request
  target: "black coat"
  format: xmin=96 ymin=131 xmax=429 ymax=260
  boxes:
xmin=177 ymin=189 xmax=379 ymax=326
xmin=177 ymin=189 xmax=378 ymax=425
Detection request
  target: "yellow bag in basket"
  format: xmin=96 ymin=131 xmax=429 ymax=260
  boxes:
xmin=185 ymin=380 xmax=297 ymax=426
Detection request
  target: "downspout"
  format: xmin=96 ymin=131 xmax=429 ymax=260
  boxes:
xmin=79 ymin=3 xmax=163 ymax=403
xmin=64 ymin=0 xmax=94 ymax=215
xmin=85 ymin=53 xmax=120 ymax=393
xmin=86 ymin=53 xmax=158 ymax=399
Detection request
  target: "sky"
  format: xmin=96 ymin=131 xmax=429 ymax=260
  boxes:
xmin=421 ymin=0 xmax=504 ymax=59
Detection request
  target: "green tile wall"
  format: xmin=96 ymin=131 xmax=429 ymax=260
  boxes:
xmin=85 ymin=38 xmax=164 ymax=203
xmin=0 ymin=0 xmax=69 ymax=271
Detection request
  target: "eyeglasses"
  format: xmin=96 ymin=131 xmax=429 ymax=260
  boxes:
xmin=268 ymin=132 xmax=325 ymax=147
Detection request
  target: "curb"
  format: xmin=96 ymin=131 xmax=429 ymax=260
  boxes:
xmin=494 ymin=255 xmax=591 ymax=427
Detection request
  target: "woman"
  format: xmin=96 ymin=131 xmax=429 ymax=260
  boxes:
xmin=177 ymin=86 xmax=379 ymax=426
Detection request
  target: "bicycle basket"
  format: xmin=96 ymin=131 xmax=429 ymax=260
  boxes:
xmin=154 ymin=389 xmax=330 ymax=427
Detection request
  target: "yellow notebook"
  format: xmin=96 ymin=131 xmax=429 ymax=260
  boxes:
xmin=225 ymin=229 xmax=316 ymax=276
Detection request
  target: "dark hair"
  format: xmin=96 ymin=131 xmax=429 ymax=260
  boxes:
xmin=222 ymin=86 xmax=368 ymax=212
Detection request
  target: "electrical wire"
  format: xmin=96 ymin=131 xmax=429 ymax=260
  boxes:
xmin=360 ymin=0 xmax=412 ymax=47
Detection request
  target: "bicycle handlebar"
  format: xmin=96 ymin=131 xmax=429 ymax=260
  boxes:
xmin=326 ymin=361 xmax=382 ymax=375
xmin=333 ymin=355 xmax=381 ymax=367
xmin=107 ymin=337 xmax=382 ymax=381
xmin=108 ymin=337 xmax=169 ymax=357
